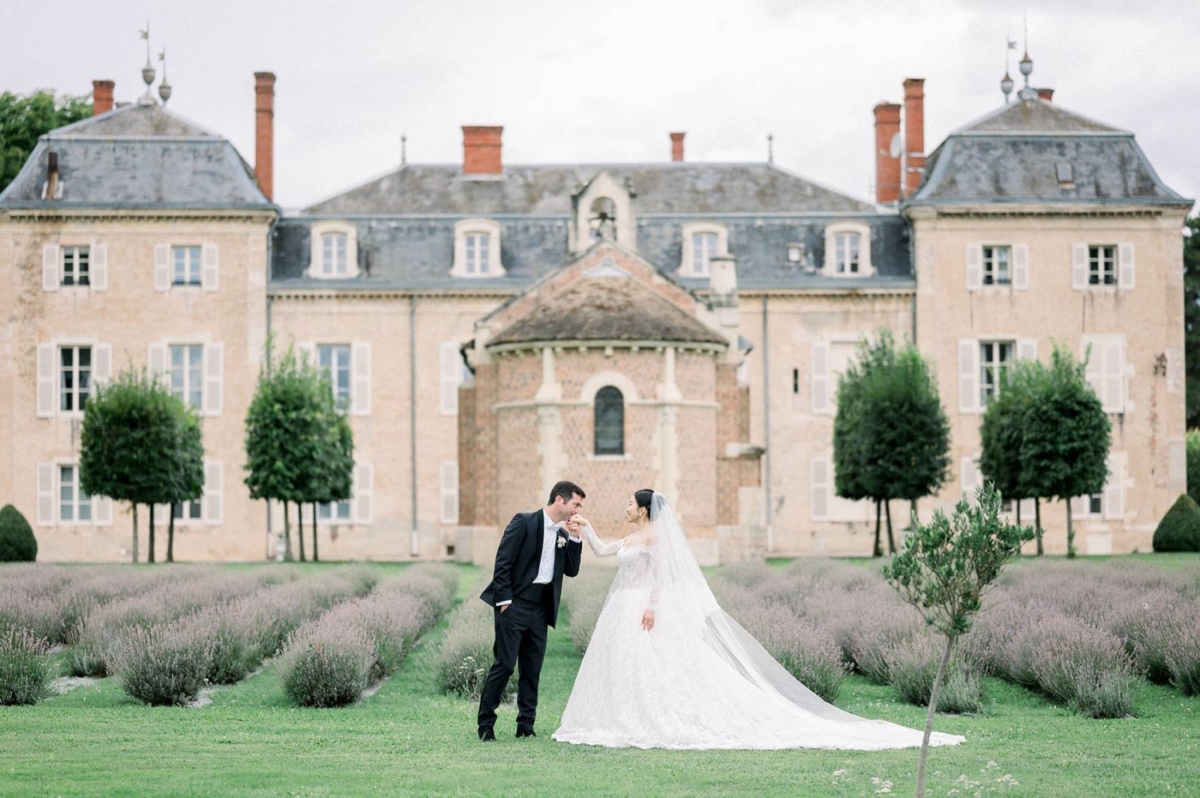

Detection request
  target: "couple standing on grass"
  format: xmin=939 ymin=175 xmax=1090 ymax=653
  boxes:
xmin=477 ymin=480 xmax=966 ymax=750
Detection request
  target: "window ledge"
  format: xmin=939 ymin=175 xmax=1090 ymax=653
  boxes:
xmin=587 ymin=453 xmax=632 ymax=462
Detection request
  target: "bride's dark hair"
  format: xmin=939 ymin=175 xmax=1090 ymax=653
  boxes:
xmin=634 ymin=489 xmax=655 ymax=514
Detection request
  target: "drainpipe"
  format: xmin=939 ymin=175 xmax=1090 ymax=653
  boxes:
xmin=264 ymin=214 xmax=278 ymax=560
xmin=761 ymin=295 xmax=772 ymax=552
xmin=409 ymin=295 xmax=420 ymax=557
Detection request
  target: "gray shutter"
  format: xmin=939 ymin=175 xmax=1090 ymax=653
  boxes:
xmin=201 ymin=243 xmax=219 ymax=292
xmin=154 ymin=244 xmax=171 ymax=292
xmin=93 ymin=343 xmax=113 ymax=389
xmin=91 ymin=243 xmax=109 ymax=291
xmin=1118 ymin=243 xmax=1135 ymax=290
xmin=810 ymin=457 xmax=829 ymax=521
xmin=37 ymin=463 xmax=55 ymax=526
xmin=204 ymin=342 xmax=223 ymax=416
xmin=810 ymin=341 xmax=830 ymax=415
xmin=354 ymin=462 xmax=373 ymax=524
xmin=352 ymin=341 xmax=371 ymax=416
xmin=42 ymin=244 xmax=60 ymax=292
xmin=37 ymin=343 xmax=56 ymax=417
xmin=958 ymin=339 xmax=979 ymax=413
xmin=1071 ymin=243 xmax=1088 ymax=290
xmin=964 ymin=243 xmax=982 ymax=291
xmin=1012 ymin=243 xmax=1030 ymax=290
xmin=203 ymin=461 xmax=223 ymax=525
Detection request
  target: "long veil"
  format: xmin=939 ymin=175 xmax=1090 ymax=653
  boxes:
xmin=649 ymin=493 xmax=878 ymax=723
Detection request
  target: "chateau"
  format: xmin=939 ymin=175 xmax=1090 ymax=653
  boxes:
xmin=0 ymin=63 xmax=1190 ymax=564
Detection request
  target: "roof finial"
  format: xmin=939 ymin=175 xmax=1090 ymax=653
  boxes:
xmin=767 ymin=133 xmax=774 ymax=165
xmin=157 ymin=47 xmax=172 ymax=104
xmin=138 ymin=23 xmax=157 ymax=105
xmin=1001 ymin=36 xmax=1016 ymax=102
xmin=401 ymin=133 xmax=407 ymax=167
xmin=1017 ymin=13 xmax=1037 ymax=101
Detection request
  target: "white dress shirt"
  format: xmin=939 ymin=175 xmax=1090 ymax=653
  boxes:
xmin=497 ymin=509 xmax=582 ymax=607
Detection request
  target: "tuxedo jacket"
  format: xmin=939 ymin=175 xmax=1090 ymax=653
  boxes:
xmin=480 ymin=509 xmax=582 ymax=628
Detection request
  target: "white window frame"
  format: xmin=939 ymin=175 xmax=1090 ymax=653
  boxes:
xmin=1073 ymin=242 xmax=1134 ymax=291
xmin=172 ymin=245 xmax=202 ymax=286
xmin=451 ymin=218 xmax=504 ymax=277
xmin=979 ymin=340 xmax=1015 ymax=409
xmin=318 ymin=344 xmax=353 ymax=412
xmin=1082 ymin=334 xmax=1128 ymax=414
xmin=1071 ymin=452 xmax=1127 ymax=522
xmin=173 ymin=498 xmax=203 ymax=522
xmin=169 ymin=344 xmax=205 ymax=411
xmin=149 ymin=339 xmax=223 ymax=417
xmin=57 ymin=464 xmax=92 ymax=525
xmin=822 ymin=222 xmax=873 ymax=276
xmin=60 ymin=245 xmax=91 ymax=288
xmin=981 ymin=245 xmax=1011 ymax=286
xmin=308 ymin=221 xmax=359 ymax=279
xmin=967 ymin=243 xmax=1029 ymax=291
xmin=58 ymin=344 xmax=93 ymax=415
xmin=679 ymin=222 xmax=729 ymax=278
xmin=318 ymin=499 xmax=353 ymax=524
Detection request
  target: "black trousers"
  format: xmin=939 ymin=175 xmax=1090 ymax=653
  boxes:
xmin=477 ymin=595 xmax=549 ymax=732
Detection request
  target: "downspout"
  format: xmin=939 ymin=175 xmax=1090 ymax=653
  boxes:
xmin=761 ymin=295 xmax=772 ymax=552
xmin=409 ymin=295 xmax=420 ymax=557
xmin=265 ymin=213 xmax=278 ymax=560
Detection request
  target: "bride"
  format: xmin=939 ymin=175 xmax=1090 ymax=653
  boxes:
xmin=553 ymin=489 xmax=966 ymax=750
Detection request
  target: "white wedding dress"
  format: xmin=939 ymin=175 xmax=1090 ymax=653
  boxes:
xmin=553 ymin=495 xmax=966 ymax=750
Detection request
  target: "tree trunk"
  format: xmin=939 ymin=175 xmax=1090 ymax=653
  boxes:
xmin=167 ymin=508 xmax=176 ymax=563
xmin=131 ymin=504 xmax=139 ymax=564
xmin=885 ymin=500 xmax=896 ymax=555
xmin=312 ymin=501 xmax=321 ymax=564
xmin=282 ymin=500 xmax=294 ymax=562
xmin=1066 ymin=499 xmax=1076 ymax=559
xmin=297 ymin=502 xmax=306 ymax=562
xmin=873 ymin=500 xmax=883 ymax=558
xmin=1035 ymin=498 xmax=1043 ymax=556
xmin=148 ymin=504 xmax=156 ymax=564
xmin=916 ymin=634 xmax=957 ymax=798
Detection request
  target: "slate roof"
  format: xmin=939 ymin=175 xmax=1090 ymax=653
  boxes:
xmin=0 ymin=104 xmax=273 ymax=210
xmin=305 ymin=163 xmax=875 ymax=216
xmin=488 ymin=275 xmax=728 ymax=347
xmin=908 ymin=98 xmax=1190 ymax=207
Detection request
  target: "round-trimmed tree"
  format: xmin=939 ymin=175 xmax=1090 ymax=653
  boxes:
xmin=1153 ymin=494 xmax=1200 ymax=552
xmin=0 ymin=504 xmax=37 ymax=562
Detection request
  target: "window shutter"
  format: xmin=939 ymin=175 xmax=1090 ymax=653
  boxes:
xmin=964 ymin=243 xmax=982 ymax=291
xmin=203 ymin=460 xmax=223 ymax=525
xmin=1104 ymin=453 xmax=1125 ymax=521
xmin=810 ymin=341 xmax=830 ymax=415
xmin=1069 ymin=495 xmax=1089 ymax=518
xmin=148 ymin=343 xmax=167 ymax=384
xmin=201 ymin=243 xmax=220 ymax=292
xmin=1018 ymin=498 xmax=1035 ymax=519
xmin=1017 ymin=338 xmax=1037 ymax=362
xmin=960 ymin=456 xmax=981 ymax=501
xmin=94 ymin=496 xmax=113 ymax=527
xmin=42 ymin=244 xmax=60 ymax=292
xmin=36 ymin=343 xmax=55 ymax=418
xmin=1071 ymin=243 xmax=1088 ymax=290
xmin=92 ymin=243 xmax=109 ymax=291
xmin=440 ymin=342 xmax=460 ymax=416
xmin=154 ymin=503 xmax=170 ymax=525
xmin=440 ymin=461 xmax=459 ymax=524
xmin=958 ymin=339 xmax=979 ymax=413
xmin=354 ymin=462 xmax=373 ymax=524
xmin=94 ymin=343 xmax=113 ymax=389
xmin=352 ymin=341 xmax=372 ymax=417
xmin=36 ymin=463 xmax=54 ymax=526
xmin=1104 ymin=339 xmax=1125 ymax=413
xmin=154 ymin=244 xmax=171 ymax=292
xmin=1118 ymin=243 xmax=1135 ymax=290
xmin=204 ymin=342 xmax=223 ymax=416
xmin=810 ymin=457 xmax=829 ymax=521
xmin=301 ymin=502 xmax=316 ymax=526
xmin=1012 ymin=243 xmax=1030 ymax=290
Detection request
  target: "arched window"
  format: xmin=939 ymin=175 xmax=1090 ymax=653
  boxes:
xmin=594 ymin=386 xmax=624 ymax=455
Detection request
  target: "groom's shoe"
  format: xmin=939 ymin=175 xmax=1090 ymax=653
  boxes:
xmin=515 ymin=727 xmax=537 ymax=739
xmin=478 ymin=726 xmax=496 ymax=742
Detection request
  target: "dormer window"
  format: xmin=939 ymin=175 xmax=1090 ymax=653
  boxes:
xmin=823 ymin=222 xmax=873 ymax=277
xmin=308 ymin=221 xmax=359 ymax=279
xmin=452 ymin=219 xmax=504 ymax=278
xmin=679 ymin=222 xmax=729 ymax=278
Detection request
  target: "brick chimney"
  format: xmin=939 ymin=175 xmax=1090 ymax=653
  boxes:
xmin=873 ymin=102 xmax=902 ymax=204
xmin=670 ymin=132 xmax=685 ymax=162
xmin=902 ymin=78 xmax=925 ymax=196
xmin=462 ymin=126 xmax=504 ymax=175
xmin=254 ymin=72 xmax=275 ymax=201
xmin=1036 ymin=87 xmax=1055 ymax=102
xmin=92 ymin=80 xmax=115 ymax=116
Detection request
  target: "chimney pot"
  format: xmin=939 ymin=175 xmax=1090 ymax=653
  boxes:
xmin=873 ymin=102 xmax=902 ymax=204
xmin=462 ymin=126 xmax=504 ymax=175
xmin=670 ymin=131 xmax=685 ymax=162
xmin=254 ymin=72 xmax=275 ymax=201
xmin=92 ymin=80 xmax=115 ymax=116
xmin=1036 ymin=87 xmax=1055 ymax=102
xmin=902 ymin=78 xmax=926 ymax=196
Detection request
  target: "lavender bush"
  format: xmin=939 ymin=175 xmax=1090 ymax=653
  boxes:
xmin=278 ymin=625 xmax=376 ymax=708
xmin=109 ymin=618 xmax=215 ymax=706
xmin=887 ymin=634 xmax=984 ymax=713
xmin=0 ymin=627 xmax=54 ymax=705
xmin=1163 ymin=615 xmax=1200 ymax=695
xmin=434 ymin=592 xmax=513 ymax=701
xmin=732 ymin=600 xmax=848 ymax=703
xmin=1028 ymin=617 xmax=1136 ymax=718
xmin=560 ymin=568 xmax=616 ymax=654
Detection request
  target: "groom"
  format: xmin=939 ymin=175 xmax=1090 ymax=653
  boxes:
xmin=477 ymin=480 xmax=585 ymax=741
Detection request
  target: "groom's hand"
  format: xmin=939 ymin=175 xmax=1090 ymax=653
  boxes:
xmin=500 ymin=605 xmax=509 ymax=613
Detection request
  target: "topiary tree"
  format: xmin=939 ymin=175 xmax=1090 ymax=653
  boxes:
xmin=1153 ymin=494 xmax=1200 ymax=553
xmin=883 ymin=484 xmax=1033 ymax=798
xmin=1019 ymin=345 xmax=1112 ymax=558
xmin=306 ymin=402 xmax=354 ymax=563
xmin=165 ymin=402 xmax=205 ymax=563
xmin=980 ymin=360 xmax=1043 ymax=553
xmin=80 ymin=368 xmax=183 ymax=563
xmin=0 ymin=504 xmax=37 ymax=562
xmin=834 ymin=331 xmax=951 ymax=556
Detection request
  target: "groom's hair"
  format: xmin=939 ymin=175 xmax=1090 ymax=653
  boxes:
xmin=548 ymin=480 xmax=585 ymax=505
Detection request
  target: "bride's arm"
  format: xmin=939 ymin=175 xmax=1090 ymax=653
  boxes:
xmin=580 ymin=522 xmax=621 ymax=557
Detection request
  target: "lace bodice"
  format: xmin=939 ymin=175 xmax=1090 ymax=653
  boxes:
xmin=583 ymin=525 xmax=656 ymax=597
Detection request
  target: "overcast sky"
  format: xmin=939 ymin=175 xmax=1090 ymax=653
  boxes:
xmin=4 ymin=0 xmax=1197 ymax=211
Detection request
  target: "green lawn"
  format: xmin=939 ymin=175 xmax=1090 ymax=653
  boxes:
xmin=2 ymin=563 xmax=1198 ymax=796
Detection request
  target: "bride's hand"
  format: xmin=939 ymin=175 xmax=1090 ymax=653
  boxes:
xmin=568 ymin=514 xmax=588 ymax=533
xmin=641 ymin=609 xmax=655 ymax=632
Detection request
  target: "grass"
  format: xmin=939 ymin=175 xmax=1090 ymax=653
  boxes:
xmin=2 ymin=561 xmax=1199 ymax=796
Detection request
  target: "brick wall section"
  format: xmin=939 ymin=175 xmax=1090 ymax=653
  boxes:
xmin=457 ymin=381 xmax=477 ymax=525
xmin=715 ymin=363 xmax=760 ymax=526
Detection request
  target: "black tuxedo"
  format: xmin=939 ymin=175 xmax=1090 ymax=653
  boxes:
xmin=478 ymin=509 xmax=583 ymax=734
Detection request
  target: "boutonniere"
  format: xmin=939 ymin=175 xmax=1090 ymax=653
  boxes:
xmin=556 ymin=533 xmax=567 ymax=549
